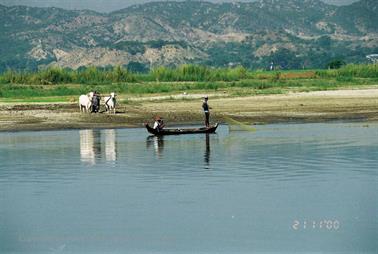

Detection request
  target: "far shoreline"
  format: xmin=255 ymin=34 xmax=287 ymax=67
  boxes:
xmin=1 ymin=88 xmax=377 ymax=132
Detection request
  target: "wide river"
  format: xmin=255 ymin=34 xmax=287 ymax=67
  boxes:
xmin=0 ymin=122 xmax=377 ymax=253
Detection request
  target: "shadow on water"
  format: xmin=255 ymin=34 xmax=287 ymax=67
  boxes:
xmin=146 ymin=135 xmax=164 ymax=158
xmin=145 ymin=133 xmax=212 ymax=169
xmin=79 ymin=129 xmax=117 ymax=164
xmin=204 ymin=133 xmax=211 ymax=169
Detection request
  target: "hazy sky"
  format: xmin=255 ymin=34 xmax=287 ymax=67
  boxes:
xmin=0 ymin=0 xmax=360 ymax=13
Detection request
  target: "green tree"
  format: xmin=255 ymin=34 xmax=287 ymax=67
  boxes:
xmin=327 ymin=59 xmax=346 ymax=69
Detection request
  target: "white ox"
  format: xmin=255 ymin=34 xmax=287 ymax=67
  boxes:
xmin=104 ymin=92 xmax=116 ymax=114
xmin=79 ymin=92 xmax=94 ymax=113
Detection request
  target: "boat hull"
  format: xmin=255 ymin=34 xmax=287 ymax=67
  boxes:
xmin=145 ymin=123 xmax=218 ymax=135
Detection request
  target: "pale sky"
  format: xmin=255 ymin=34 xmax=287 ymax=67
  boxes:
xmin=0 ymin=0 xmax=360 ymax=13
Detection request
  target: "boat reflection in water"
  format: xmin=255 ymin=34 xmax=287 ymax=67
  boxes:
xmin=80 ymin=129 xmax=117 ymax=164
xmin=104 ymin=129 xmax=117 ymax=162
xmin=204 ymin=133 xmax=211 ymax=168
xmin=146 ymin=135 xmax=164 ymax=158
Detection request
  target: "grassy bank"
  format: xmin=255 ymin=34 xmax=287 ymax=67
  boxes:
xmin=0 ymin=64 xmax=377 ymax=100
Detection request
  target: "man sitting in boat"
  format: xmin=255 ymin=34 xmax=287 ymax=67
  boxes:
xmin=153 ymin=116 xmax=165 ymax=132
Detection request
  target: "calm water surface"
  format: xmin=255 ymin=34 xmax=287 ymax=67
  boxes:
xmin=0 ymin=122 xmax=377 ymax=253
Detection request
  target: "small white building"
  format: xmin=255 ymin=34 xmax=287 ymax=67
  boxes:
xmin=366 ymin=54 xmax=378 ymax=63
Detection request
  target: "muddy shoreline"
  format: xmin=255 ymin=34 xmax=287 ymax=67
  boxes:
xmin=1 ymin=89 xmax=378 ymax=132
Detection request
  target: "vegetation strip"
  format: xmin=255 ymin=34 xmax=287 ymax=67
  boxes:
xmin=0 ymin=64 xmax=377 ymax=99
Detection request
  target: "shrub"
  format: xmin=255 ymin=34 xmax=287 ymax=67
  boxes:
xmin=326 ymin=59 xmax=346 ymax=69
xmin=316 ymin=64 xmax=378 ymax=78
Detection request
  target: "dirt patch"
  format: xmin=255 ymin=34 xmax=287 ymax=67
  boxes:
xmin=281 ymin=71 xmax=316 ymax=79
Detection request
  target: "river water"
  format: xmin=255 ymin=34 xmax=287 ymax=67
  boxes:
xmin=0 ymin=122 xmax=377 ymax=253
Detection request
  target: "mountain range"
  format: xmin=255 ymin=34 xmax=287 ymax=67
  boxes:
xmin=0 ymin=0 xmax=361 ymax=13
xmin=0 ymin=0 xmax=377 ymax=72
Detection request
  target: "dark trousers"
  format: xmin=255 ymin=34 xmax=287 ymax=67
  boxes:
xmin=204 ymin=112 xmax=210 ymax=127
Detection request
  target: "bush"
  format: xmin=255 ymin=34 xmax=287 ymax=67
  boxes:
xmin=1 ymin=64 xmax=376 ymax=86
xmin=317 ymin=64 xmax=378 ymax=78
xmin=2 ymin=69 xmax=30 ymax=84
xmin=36 ymin=67 xmax=73 ymax=84
xmin=327 ymin=59 xmax=346 ymax=69
xmin=337 ymin=64 xmax=378 ymax=78
xmin=150 ymin=64 xmax=248 ymax=82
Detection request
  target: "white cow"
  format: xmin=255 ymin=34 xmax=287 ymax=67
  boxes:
xmin=104 ymin=92 xmax=116 ymax=114
xmin=79 ymin=92 xmax=94 ymax=113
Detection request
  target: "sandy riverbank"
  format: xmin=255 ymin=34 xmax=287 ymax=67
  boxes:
xmin=0 ymin=88 xmax=377 ymax=132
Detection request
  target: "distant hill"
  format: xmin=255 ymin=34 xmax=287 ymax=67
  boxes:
xmin=0 ymin=0 xmax=377 ymax=72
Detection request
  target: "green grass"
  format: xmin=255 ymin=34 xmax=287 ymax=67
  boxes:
xmin=0 ymin=66 xmax=136 ymax=85
xmin=0 ymin=64 xmax=377 ymax=100
xmin=0 ymin=84 xmax=88 ymax=98
xmin=0 ymin=97 xmax=73 ymax=103
xmin=316 ymin=64 xmax=378 ymax=78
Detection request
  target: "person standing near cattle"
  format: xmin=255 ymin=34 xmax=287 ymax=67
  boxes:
xmin=91 ymin=91 xmax=101 ymax=113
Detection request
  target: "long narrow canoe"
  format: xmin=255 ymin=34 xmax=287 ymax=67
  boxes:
xmin=145 ymin=123 xmax=218 ymax=135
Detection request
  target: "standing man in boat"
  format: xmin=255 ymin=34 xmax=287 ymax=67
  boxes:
xmin=202 ymin=96 xmax=211 ymax=127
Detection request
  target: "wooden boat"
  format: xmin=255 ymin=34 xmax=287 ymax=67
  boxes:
xmin=145 ymin=123 xmax=218 ymax=135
